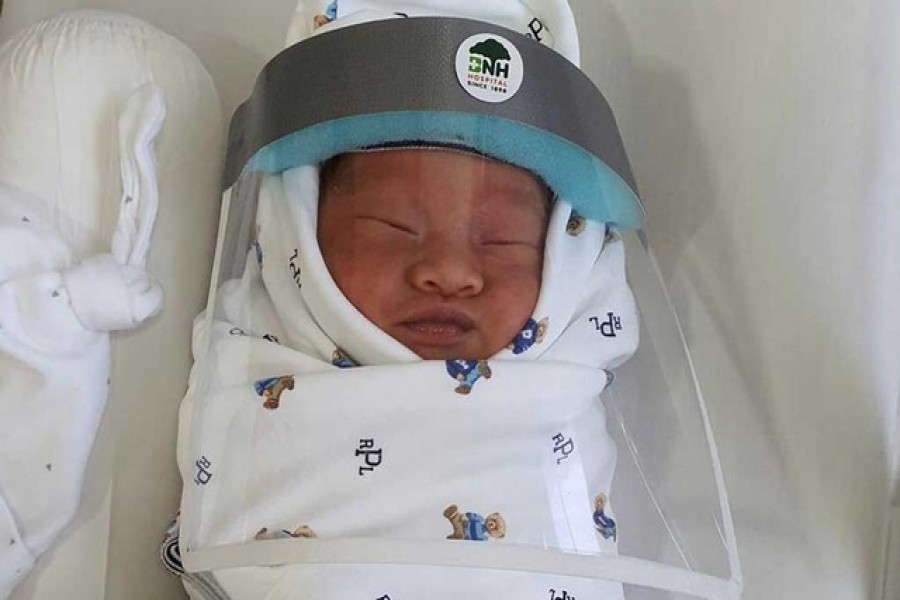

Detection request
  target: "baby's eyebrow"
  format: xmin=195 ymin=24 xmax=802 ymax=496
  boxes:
xmin=485 ymin=170 xmax=552 ymax=200
xmin=484 ymin=183 xmax=553 ymax=218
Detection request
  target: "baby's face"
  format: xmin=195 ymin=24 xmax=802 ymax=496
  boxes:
xmin=317 ymin=149 xmax=549 ymax=360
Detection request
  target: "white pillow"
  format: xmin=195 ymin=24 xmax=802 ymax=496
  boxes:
xmin=0 ymin=10 xmax=223 ymax=598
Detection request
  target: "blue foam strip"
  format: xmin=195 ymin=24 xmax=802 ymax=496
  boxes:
xmin=248 ymin=111 xmax=644 ymax=228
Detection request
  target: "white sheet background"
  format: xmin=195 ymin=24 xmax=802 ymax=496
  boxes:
xmin=2 ymin=1 xmax=899 ymax=599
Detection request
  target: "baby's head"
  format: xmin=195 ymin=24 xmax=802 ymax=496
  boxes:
xmin=317 ymin=148 xmax=552 ymax=360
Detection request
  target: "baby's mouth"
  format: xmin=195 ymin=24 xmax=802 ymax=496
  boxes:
xmin=396 ymin=309 xmax=475 ymax=349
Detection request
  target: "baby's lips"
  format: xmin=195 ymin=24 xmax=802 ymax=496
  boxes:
xmin=398 ymin=320 xmax=475 ymax=347
xmin=397 ymin=307 xmax=476 ymax=332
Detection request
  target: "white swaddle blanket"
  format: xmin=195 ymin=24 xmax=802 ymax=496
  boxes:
xmin=0 ymin=84 xmax=165 ymax=597
xmin=178 ymin=164 xmax=639 ymax=597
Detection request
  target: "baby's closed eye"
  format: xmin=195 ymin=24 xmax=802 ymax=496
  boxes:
xmin=478 ymin=224 xmax=544 ymax=250
xmin=480 ymin=237 xmax=542 ymax=249
xmin=353 ymin=215 xmax=419 ymax=236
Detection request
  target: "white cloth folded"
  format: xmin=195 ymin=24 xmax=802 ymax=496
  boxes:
xmin=0 ymin=83 xmax=165 ymax=598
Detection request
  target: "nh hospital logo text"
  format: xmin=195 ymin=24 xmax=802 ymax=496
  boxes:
xmin=456 ymin=34 xmax=524 ymax=103
xmin=467 ymin=38 xmax=511 ymax=94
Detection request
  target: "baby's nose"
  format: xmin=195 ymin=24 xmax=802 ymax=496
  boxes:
xmin=407 ymin=239 xmax=484 ymax=298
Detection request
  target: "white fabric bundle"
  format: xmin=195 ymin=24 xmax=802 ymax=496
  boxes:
xmin=0 ymin=83 xmax=165 ymax=598
xmin=178 ymin=164 xmax=639 ymax=598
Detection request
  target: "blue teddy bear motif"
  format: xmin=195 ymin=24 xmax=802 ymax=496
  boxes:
xmin=445 ymin=360 xmax=492 ymax=395
xmin=253 ymin=375 xmax=295 ymax=410
xmin=314 ymin=1 xmax=338 ymax=28
xmin=508 ymin=317 xmax=549 ymax=355
xmin=593 ymin=493 xmax=617 ymax=541
xmin=566 ymin=211 xmax=586 ymax=236
xmin=252 ymin=241 xmax=263 ymax=268
xmin=604 ymin=225 xmax=620 ymax=245
xmin=254 ymin=525 xmax=316 ymax=540
xmin=443 ymin=505 xmax=506 ymax=541
xmin=251 ymin=224 xmax=263 ymax=268
xmin=331 ymin=348 xmax=357 ymax=369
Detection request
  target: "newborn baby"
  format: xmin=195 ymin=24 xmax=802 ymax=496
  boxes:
xmin=174 ymin=142 xmax=638 ymax=600
xmin=171 ymin=0 xmax=647 ymax=594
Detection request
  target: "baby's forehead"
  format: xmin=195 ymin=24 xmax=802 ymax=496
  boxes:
xmin=319 ymin=149 xmax=553 ymax=212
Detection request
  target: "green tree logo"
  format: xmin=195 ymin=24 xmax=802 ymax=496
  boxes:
xmin=468 ymin=38 xmax=512 ymax=78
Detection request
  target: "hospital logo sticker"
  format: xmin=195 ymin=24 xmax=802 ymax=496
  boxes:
xmin=456 ymin=34 xmax=524 ymax=103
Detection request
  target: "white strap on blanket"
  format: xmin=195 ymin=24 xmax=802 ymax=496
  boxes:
xmin=61 ymin=83 xmax=165 ymax=331
xmin=61 ymin=83 xmax=165 ymax=332
xmin=112 ymin=82 xmax=165 ymax=269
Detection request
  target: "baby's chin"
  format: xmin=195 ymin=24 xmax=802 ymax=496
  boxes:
xmin=382 ymin=319 xmax=517 ymax=360
xmin=411 ymin=346 xmax=488 ymax=361
xmin=394 ymin=335 xmax=500 ymax=361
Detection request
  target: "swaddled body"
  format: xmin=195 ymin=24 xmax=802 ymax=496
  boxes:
xmin=176 ymin=151 xmax=638 ymax=597
xmin=174 ymin=0 xmax=644 ymax=596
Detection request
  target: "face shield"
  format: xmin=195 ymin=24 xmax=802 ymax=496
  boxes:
xmin=176 ymin=15 xmax=741 ymax=600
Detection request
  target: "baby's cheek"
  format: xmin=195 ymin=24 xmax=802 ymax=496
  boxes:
xmin=485 ymin=268 xmax=542 ymax=341
xmin=488 ymin=263 xmax=541 ymax=304
xmin=327 ymin=243 xmax=405 ymax=320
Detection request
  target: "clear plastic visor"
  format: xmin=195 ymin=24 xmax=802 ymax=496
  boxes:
xmin=177 ymin=145 xmax=741 ymax=600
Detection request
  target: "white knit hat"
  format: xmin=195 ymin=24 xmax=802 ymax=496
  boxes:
xmin=286 ymin=0 xmax=580 ymax=66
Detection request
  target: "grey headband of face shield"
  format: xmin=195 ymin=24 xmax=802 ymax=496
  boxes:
xmin=224 ymin=17 xmax=642 ymax=227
